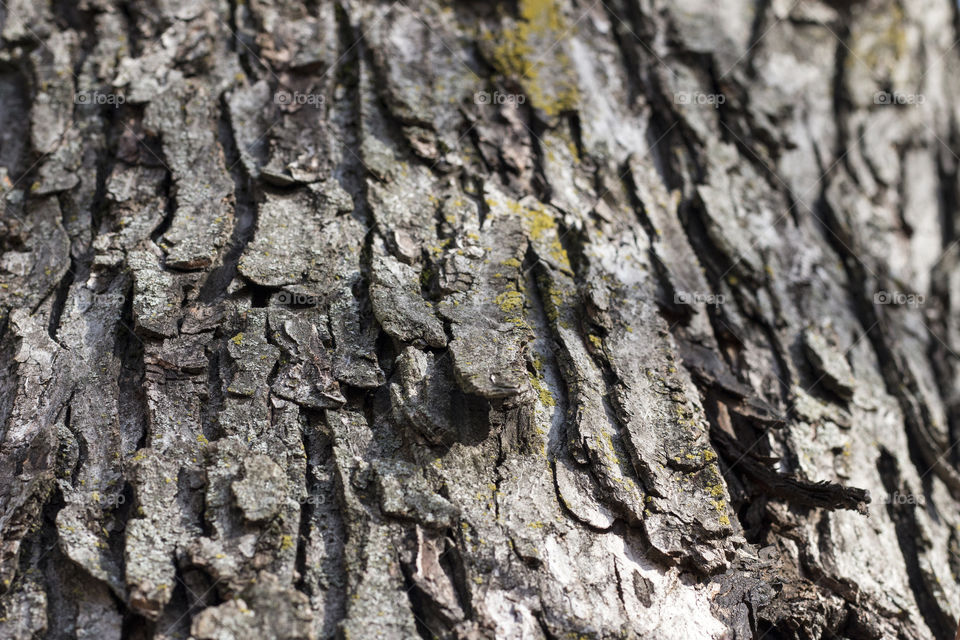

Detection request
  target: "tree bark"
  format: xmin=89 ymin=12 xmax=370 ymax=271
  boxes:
xmin=1 ymin=0 xmax=959 ymax=638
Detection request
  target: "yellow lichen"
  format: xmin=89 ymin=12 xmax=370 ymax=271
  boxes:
xmin=529 ymin=374 xmax=556 ymax=407
xmin=494 ymin=289 xmax=529 ymax=329
xmin=523 ymin=201 xmax=555 ymax=241
xmin=484 ymin=0 xmax=580 ymax=116
xmin=495 ymin=290 xmax=524 ymax=314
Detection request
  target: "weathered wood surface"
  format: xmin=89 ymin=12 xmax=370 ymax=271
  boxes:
xmin=1 ymin=0 xmax=960 ymax=638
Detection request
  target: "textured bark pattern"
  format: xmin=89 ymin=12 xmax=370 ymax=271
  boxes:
xmin=1 ymin=0 xmax=959 ymax=638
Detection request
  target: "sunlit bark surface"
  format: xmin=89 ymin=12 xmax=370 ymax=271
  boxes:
xmin=1 ymin=0 xmax=960 ymax=638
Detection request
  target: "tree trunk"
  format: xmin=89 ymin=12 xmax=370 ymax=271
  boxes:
xmin=1 ymin=0 xmax=959 ymax=638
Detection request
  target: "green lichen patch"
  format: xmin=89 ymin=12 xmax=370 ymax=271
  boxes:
xmin=480 ymin=0 xmax=581 ymax=117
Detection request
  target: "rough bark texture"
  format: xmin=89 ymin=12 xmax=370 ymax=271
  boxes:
xmin=1 ymin=0 xmax=960 ymax=638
